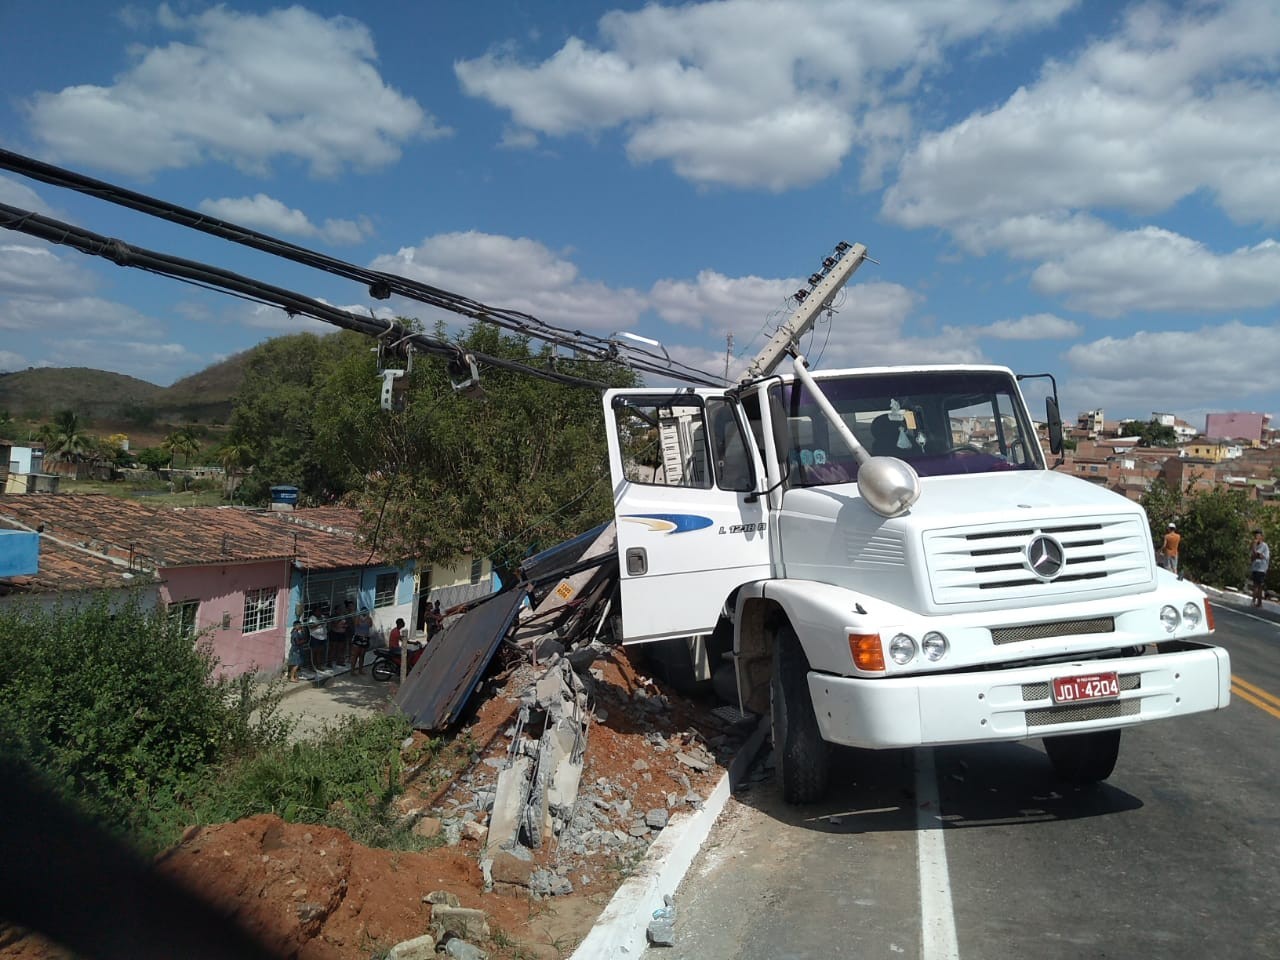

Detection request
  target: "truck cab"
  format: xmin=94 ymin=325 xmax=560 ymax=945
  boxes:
xmin=604 ymin=362 xmax=1230 ymax=802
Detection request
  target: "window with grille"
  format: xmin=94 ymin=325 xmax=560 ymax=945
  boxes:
xmin=242 ymin=587 xmax=277 ymax=634
xmin=374 ymin=572 xmax=397 ymax=608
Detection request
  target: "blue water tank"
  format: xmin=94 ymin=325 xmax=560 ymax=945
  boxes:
xmin=270 ymin=485 xmax=299 ymax=506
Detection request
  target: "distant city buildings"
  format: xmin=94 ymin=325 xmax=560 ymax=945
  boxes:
xmin=1056 ymin=408 xmax=1280 ymax=502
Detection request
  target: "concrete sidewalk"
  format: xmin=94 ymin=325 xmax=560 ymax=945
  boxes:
xmin=267 ymin=665 xmax=395 ymax=742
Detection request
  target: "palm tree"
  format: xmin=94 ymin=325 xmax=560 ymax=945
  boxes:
xmin=216 ymin=438 xmax=255 ymax=498
xmin=45 ymin=410 xmax=92 ymax=463
xmin=161 ymin=427 xmax=200 ymax=468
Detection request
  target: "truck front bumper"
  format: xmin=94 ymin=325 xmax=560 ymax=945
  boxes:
xmin=807 ymin=641 xmax=1231 ymax=749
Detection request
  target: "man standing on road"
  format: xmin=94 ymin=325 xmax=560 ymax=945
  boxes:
xmin=1162 ymin=523 xmax=1181 ymax=576
xmin=1250 ymin=529 xmax=1270 ymax=608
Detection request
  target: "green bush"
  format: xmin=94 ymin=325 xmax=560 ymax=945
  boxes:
xmin=0 ymin=594 xmax=291 ymax=851
xmin=0 ymin=596 xmax=432 ymax=856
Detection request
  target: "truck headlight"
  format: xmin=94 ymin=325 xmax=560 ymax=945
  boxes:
xmin=889 ymin=633 xmax=916 ymax=664
xmin=1159 ymin=605 xmax=1180 ymax=633
xmin=921 ymin=631 xmax=949 ymax=662
xmin=1181 ymin=603 xmax=1201 ymax=627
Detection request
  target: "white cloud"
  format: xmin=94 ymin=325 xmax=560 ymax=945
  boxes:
xmin=885 ymin=2 xmax=1280 ymax=229
xmin=370 ymin=231 xmax=647 ymax=333
xmin=456 ymin=0 xmax=1075 ymax=190
xmin=0 ymin=295 xmax=163 ymax=339
xmin=649 ymin=269 xmax=798 ymax=331
xmin=0 ymin=350 xmax=28 ymax=371
xmin=0 ymin=175 xmax=57 ymax=215
xmin=803 ymin=281 xmax=984 ymax=368
xmin=27 ymin=5 xmax=446 ymax=177
xmin=198 ymin=194 xmax=373 ymax=245
xmin=1062 ymin=320 xmax=1280 ymax=417
xmin=976 ymin=312 xmax=1081 ymax=339
xmin=0 ymin=243 xmax=98 ymax=298
xmin=1032 ymin=231 xmax=1280 ymax=316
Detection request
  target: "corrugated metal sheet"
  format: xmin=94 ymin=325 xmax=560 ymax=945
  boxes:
xmin=393 ymin=586 xmax=528 ymax=731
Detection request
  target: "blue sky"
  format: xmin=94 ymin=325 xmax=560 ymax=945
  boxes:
xmin=1 ymin=1 xmax=1278 ymax=427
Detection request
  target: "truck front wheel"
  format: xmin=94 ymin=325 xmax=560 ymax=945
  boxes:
xmin=1043 ymin=729 xmax=1121 ymax=784
xmin=771 ymin=624 xmax=831 ymax=803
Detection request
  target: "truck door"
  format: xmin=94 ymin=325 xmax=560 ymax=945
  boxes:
xmin=604 ymin=389 xmax=772 ymax=642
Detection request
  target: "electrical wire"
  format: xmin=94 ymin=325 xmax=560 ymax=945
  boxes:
xmin=0 ymin=201 xmax=622 ymax=390
xmin=0 ymin=148 xmax=725 ymax=389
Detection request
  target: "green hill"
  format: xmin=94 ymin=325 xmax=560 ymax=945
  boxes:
xmin=0 ymin=367 xmax=162 ymax=421
xmin=0 ymin=349 xmax=252 ymax=430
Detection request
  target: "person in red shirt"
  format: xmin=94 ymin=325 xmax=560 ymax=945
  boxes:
xmin=388 ymin=617 xmax=405 ymax=650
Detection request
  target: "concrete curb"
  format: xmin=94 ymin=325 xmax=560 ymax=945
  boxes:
xmin=569 ymin=715 xmax=769 ymax=958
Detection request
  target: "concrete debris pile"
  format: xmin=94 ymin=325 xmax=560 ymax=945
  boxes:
xmin=402 ymin=645 xmax=742 ymax=906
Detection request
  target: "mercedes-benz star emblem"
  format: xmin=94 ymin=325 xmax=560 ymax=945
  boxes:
xmin=1026 ymin=534 xmax=1065 ymax=580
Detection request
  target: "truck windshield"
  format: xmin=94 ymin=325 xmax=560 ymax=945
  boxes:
xmin=776 ymin=370 xmax=1043 ymax=487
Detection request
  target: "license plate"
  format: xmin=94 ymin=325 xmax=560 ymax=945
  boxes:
xmin=1051 ymin=671 xmax=1119 ymax=704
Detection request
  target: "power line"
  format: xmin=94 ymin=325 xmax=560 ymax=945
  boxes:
xmin=0 ymin=201 xmax=623 ymax=390
xmin=0 ymin=148 xmax=724 ymax=389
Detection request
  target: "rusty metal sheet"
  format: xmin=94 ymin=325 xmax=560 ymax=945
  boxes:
xmin=392 ymin=585 xmax=528 ymax=731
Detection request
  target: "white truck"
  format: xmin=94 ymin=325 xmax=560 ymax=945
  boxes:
xmin=602 ymin=241 xmax=1230 ymax=803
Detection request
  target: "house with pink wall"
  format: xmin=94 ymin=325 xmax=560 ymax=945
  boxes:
xmin=0 ymin=495 xmax=419 ymax=678
xmin=161 ymin=559 xmax=292 ymax=677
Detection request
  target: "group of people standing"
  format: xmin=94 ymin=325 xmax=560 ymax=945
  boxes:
xmin=284 ymin=598 xmax=449 ymax=681
xmin=286 ymin=601 xmax=374 ymax=682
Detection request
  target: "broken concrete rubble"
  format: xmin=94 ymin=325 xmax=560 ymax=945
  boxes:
xmin=484 ymin=657 xmax=590 ymax=861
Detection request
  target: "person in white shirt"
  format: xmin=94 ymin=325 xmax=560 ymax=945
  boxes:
xmin=1249 ymin=529 xmax=1270 ymax=608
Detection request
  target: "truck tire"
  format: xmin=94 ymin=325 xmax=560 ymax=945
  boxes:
xmin=771 ymin=624 xmax=831 ymax=803
xmin=1043 ymin=729 xmax=1121 ymax=784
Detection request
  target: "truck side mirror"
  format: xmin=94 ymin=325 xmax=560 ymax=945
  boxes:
xmin=1046 ymin=396 xmax=1064 ymax=455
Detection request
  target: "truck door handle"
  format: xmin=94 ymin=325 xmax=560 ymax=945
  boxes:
xmin=625 ymin=547 xmax=648 ymax=576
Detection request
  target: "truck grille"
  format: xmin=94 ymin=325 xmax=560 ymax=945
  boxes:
xmin=992 ymin=617 xmax=1115 ymax=645
xmin=1025 ymin=699 xmax=1140 ymax=726
xmin=924 ymin=517 xmax=1151 ymax=605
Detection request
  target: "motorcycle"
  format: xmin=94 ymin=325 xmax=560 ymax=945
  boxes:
xmin=370 ymin=643 xmax=425 ymax=681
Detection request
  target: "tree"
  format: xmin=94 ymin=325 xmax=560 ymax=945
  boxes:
xmin=1142 ymin=479 xmax=1261 ymax=588
xmin=228 ymin=332 xmax=357 ymax=504
xmin=160 ymin=427 xmax=200 ymax=468
xmin=225 ymin=324 xmax=638 ymax=579
xmin=215 ymin=437 xmax=256 ymax=498
xmin=44 ymin=410 xmax=93 ymax=463
xmin=1119 ymin=419 xmax=1178 ymax=447
xmin=338 ymin=323 xmax=639 ymax=583
xmin=136 ymin=446 xmax=171 ymax=471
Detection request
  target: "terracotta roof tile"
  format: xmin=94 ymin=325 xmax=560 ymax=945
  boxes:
xmin=0 ymin=517 xmax=156 ymax=594
xmin=0 ymin=495 xmax=396 ymax=578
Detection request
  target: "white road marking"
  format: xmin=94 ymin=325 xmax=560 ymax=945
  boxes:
xmin=1211 ymin=603 xmax=1279 ymax=627
xmin=915 ymin=747 xmax=961 ymax=960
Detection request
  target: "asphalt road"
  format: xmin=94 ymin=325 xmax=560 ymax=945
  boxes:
xmin=665 ymin=597 xmax=1280 ymax=960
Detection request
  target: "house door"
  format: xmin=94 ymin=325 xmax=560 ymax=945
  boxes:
xmin=603 ymin=389 xmax=772 ymax=643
